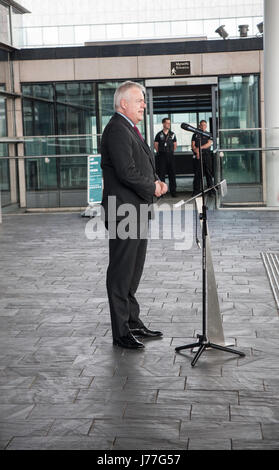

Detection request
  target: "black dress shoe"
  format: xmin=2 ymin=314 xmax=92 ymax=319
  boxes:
xmin=130 ymin=325 xmax=163 ymax=338
xmin=113 ymin=332 xmax=144 ymax=349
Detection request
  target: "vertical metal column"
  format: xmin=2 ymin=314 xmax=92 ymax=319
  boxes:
xmin=264 ymin=0 xmax=279 ymax=206
xmin=146 ymin=87 xmax=154 ymax=148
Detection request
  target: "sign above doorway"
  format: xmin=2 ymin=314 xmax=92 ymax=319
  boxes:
xmin=170 ymin=61 xmax=191 ymax=76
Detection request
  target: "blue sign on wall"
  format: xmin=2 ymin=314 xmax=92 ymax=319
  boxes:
xmin=87 ymin=154 xmax=103 ymax=204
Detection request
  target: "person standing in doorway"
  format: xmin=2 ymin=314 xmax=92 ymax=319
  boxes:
xmin=154 ymin=118 xmax=177 ymax=197
xmin=191 ymin=120 xmax=213 ymax=196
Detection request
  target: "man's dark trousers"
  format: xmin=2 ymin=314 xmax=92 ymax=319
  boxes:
xmin=158 ymin=152 xmax=176 ymax=196
xmin=193 ymin=153 xmax=213 ymax=194
xmin=106 ymin=221 xmax=147 ymax=340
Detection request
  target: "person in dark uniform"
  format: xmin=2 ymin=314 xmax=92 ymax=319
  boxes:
xmin=154 ymin=118 xmax=177 ymax=197
xmin=191 ymin=120 xmax=213 ymax=196
xmin=101 ymin=81 xmax=167 ymax=350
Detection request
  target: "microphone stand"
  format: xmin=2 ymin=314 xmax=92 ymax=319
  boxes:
xmin=175 ymin=134 xmax=245 ymax=367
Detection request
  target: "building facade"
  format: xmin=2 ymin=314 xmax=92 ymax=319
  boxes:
xmin=0 ymin=0 xmax=266 ymax=209
xmin=16 ymin=0 xmax=263 ymax=48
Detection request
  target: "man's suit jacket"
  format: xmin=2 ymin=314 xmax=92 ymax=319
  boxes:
xmin=101 ymin=113 xmax=158 ymax=222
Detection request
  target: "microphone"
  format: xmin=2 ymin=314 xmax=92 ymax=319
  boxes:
xmin=181 ymin=123 xmax=212 ymax=139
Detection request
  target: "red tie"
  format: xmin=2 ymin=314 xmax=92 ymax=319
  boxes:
xmin=134 ymin=125 xmax=144 ymax=141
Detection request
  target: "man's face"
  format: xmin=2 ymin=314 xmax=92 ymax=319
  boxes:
xmin=120 ymin=87 xmax=146 ymax=124
xmin=200 ymin=121 xmax=207 ymax=132
xmin=163 ymin=120 xmax=171 ymax=130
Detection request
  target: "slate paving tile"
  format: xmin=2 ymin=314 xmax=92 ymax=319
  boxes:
xmin=191 ymin=405 xmax=229 ymax=421
xmin=222 ymin=368 xmax=278 ymax=381
xmin=186 ymin=376 xmax=264 ymax=392
xmin=0 ymin=376 xmax=35 ymax=388
xmin=2 ymin=365 xmax=83 ymax=378
xmin=16 ymin=326 xmax=74 ymax=337
xmin=230 ymin=405 xmax=279 ymax=423
xmin=147 ymin=323 xmax=197 ymax=337
xmin=124 ymin=376 xmax=186 ymax=391
xmin=136 ymin=338 xmax=173 ymax=352
xmin=124 ymin=403 xmax=191 ymax=420
xmin=18 ymin=353 xmax=77 ymax=365
xmin=30 ymin=376 xmax=93 ymax=389
xmin=113 ymin=437 xmax=188 ymax=450
xmin=0 ymin=390 xmax=36 ymax=404
xmin=87 ymin=376 xmax=126 ymax=391
xmin=114 ymin=363 xmax=181 ymax=377
xmin=232 ymin=439 xmax=279 ymax=450
xmin=76 ymin=389 xmax=157 ymax=404
xmin=6 ymin=435 xmax=114 ymax=450
xmin=28 ymin=403 xmax=126 ymax=419
xmin=188 ymin=438 xmax=231 ymax=450
xmin=255 ymin=423 xmax=279 ymax=440
xmin=180 ymin=421 xmax=262 ymax=440
xmin=72 ymin=353 xmax=124 ymax=368
xmin=0 ymin=354 xmax=26 ymax=366
xmin=239 ymin=391 xmax=279 ymax=406
xmin=89 ymin=418 xmax=180 ymax=440
xmin=264 ymin=378 xmax=279 ymax=391
xmin=1 ymin=387 xmax=79 ymax=404
xmin=157 ymin=390 xmax=238 ymax=405
xmin=47 ymin=418 xmax=93 ymax=436
xmin=0 ymin=404 xmax=34 ymax=421
xmin=0 ymin=439 xmax=10 ymax=450
xmin=0 ymin=418 xmax=52 ymax=439
xmin=36 ymin=337 xmax=93 ymax=348
xmin=71 ymin=325 xmax=109 ymax=337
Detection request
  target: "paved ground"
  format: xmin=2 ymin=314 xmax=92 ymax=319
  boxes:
xmin=0 ymin=198 xmax=279 ymax=450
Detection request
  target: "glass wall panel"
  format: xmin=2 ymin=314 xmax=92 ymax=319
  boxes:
xmin=219 ymin=75 xmax=260 ymax=184
xmin=23 ymin=84 xmax=56 ymax=190
xmin=26 ymin=27 xmax=43 ymax=46
xmin=42 ymin=26 xmax=59 ymax=45
xmin=0 ymin=89 xmax=9 ymax=193
xmin=0 ymin=158 xmax=9 ymax=191
xmin=59 ymin=157 xmax=87 ymax=189
xmin=22 ymin=81 xmax=97 ymax=192
xmin=221 ymin=151 xmax=260 ymax=184
xmin=98 ymin=81 xmax=121 ymax=133
xmin=0 ymin=91 xmax=6 ymax=137
xmin=23 ymin=98 xmax=55 ymax=156
xmin=0 ymin=1 xmax=11 ymax=45
xmin=58 ymin=25 xmax=75 ymax=45
xmin=23 ymin=83 xmax=54 ymax=100
xmin=25 ymin=157 xmax=57 ymax=190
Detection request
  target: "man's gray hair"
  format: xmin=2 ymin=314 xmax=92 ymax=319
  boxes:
xmin=114 ymin=81 xmax=146 ymax=111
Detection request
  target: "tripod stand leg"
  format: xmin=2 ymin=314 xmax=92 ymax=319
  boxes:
xmin=191 ymin=344 xmax=207 ymax=367
xmin=175 ymin=342 xmax=200 ymax=352
xmin=209 ymin=342 xmax=245 ymax=357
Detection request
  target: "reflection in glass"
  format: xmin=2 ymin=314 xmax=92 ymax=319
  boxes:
xmin=98 ymin=81 xmax=121 ymax=133
xmin=22 ymin=81 xmax=97 ymax=191
xmin=25 ymin=157 xmax=57 ymax=190
xmin=219 ymin=74 xmax=260 ymax=184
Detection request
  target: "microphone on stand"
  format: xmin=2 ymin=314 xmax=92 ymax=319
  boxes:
xmin=181 ymin=122 xmax=212 ymax=139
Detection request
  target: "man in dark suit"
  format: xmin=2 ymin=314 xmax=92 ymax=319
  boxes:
xmin=101 ymin=81 xmax=167 ymax=349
